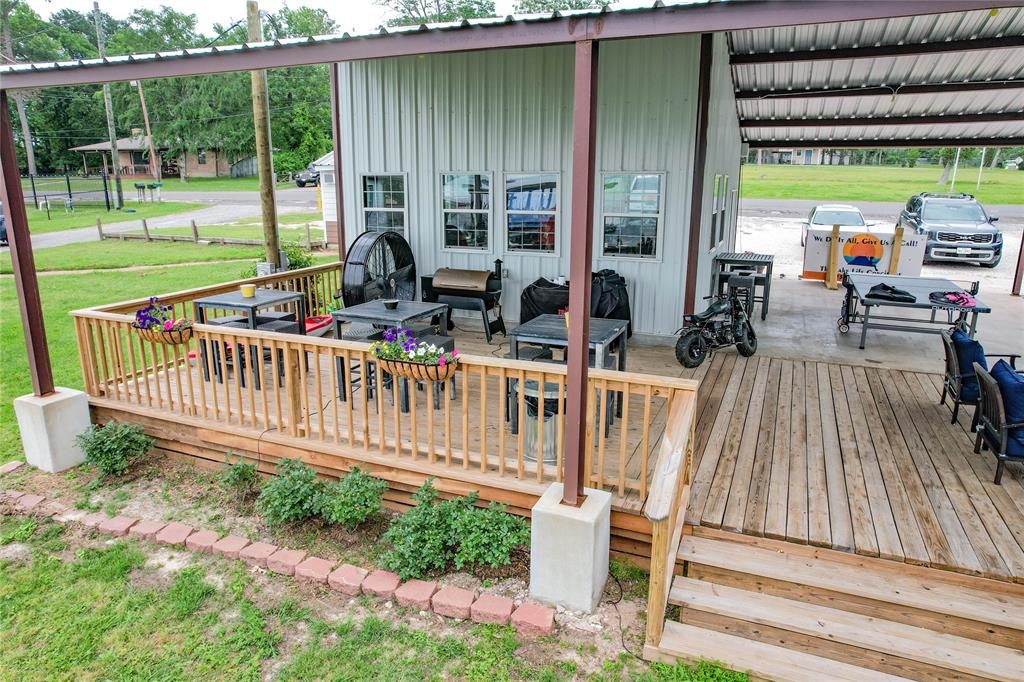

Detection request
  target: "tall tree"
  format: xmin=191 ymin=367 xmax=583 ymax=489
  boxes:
xmin=377 ymin=0 xmax=496 ymax=26
xmin=1 ymin=0 xmax=37 ymax=175
xmin=513 ymin=0 xmax=604 ymax=12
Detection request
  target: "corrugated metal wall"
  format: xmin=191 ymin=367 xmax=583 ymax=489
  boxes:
xmin=335 ymin=34 xmax=740 ymax=337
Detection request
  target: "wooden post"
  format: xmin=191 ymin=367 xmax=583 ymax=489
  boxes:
xmin=141 ymin=218 xmax=151 ymax=241
xmin=247 ymin=0 xmax=280 ymax=269
xmin=563 ymin=39 xmax=600 ymax=507
xmin=0 ymin=91 xmax=55 ymax=396
xmin=329 ymin=65 xmax=347 ymax=260
xmin=96 ymin=217 xmax=104 ymax=240
xmin=888 ymin=225 xmax=904 ymax=275
xmin=190 ymin=219 xmax=200 ymax=243
xmin=825 ymin=224 xmax=840 ymax=289
xmin=94 ymin=1 xmax=123 ymax=209
xmin=305 ymin=221 xmax=312 ymax=249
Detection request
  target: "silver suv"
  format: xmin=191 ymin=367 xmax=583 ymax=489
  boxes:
xmin=899 ymin=193 xmax=1002 ymax=268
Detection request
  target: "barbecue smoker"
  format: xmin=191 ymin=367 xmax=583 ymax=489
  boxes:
xmin=421 ymin=260 xmax=506 ymax=343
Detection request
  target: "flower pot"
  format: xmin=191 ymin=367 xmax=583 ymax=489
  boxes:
xmin=378 ymin=358 xmax=458 ymax=383
xmin=135 ymin=325 xmax=194 ymax=346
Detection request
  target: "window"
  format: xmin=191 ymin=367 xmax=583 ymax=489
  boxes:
xmin=197 ymin=149 xmax=207 ymax=165
xmin=442 ymin=173 xmax=491 ymax=250
xmin=505 ymin=173 xmax=557 ymax=253
xmin=601 ymin=173 xmax=663 ymax=258
xmin=361 ymin=174 xmax=407 ymax=234
xmin=711 ymin=174 xmax=729 ymax=245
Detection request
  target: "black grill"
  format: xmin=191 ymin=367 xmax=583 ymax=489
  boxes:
xmin=937 ymin=232 xmax=992 ymax=244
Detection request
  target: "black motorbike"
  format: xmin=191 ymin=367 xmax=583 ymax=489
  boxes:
xmin=674 ymin=274 xmax=757 ymax=368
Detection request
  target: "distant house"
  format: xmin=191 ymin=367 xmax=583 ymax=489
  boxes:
xmin=70 ymin=129 xmax=230 ymax=179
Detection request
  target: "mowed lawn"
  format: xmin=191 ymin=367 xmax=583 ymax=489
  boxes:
xmin=0 ymin=240 xmax=264 ymax=274
xmin=158 ymin=177 xmax=297 ymax=192
xmin=740 ymin=165 xmax=1024 ymax=205
xmin=24 ymin=201 xmax=204 ymax=234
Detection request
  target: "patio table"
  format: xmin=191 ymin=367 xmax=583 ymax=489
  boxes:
xmin=193 ymin=288 xmax=306 ymax=387
xmin=840 ymin=273 xmax=990 ymax=350
xmin=712 ymin=252 xmax=774 ymax=320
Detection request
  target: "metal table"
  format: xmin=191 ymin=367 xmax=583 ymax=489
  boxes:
xmin=332 ymin=300 xmax=450 ymax=410
xmin=839 ymin=273 xmax=990 ymax=350
xmin=193 ymin=288 xmax=306 ymax=386
xmin=712 ymin=252 xmax=774 ymax=320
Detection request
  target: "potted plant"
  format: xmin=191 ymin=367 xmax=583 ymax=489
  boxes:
xmin=132 ymin=296 xmax=193 ymax=345
xmin=370 ymin=327 xmax=458 ymax=382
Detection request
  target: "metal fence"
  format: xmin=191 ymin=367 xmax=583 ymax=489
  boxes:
xmin=20 ymin=173 xmax=111 ymax=211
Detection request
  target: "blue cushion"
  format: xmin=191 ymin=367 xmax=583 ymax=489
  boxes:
xmin=951 ymin=329 xmax=986 ymax=400
xmin=990 ymin=359 xmax=1024 ymax=449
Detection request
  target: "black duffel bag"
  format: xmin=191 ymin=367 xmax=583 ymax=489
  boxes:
xmin=519 ymin=270 xmax=632 ymax=337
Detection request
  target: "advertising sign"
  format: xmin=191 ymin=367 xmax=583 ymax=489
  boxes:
xmin=802 ymin=228 xmax=925 ymax=281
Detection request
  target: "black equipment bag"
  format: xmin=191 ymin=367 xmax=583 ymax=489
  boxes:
xmin=519 ymin=270 xmax=632 ymax=337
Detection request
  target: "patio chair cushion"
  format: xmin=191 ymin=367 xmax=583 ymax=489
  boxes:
xmin=991 ymin=359 xmax=1024 ymax=447
xmin=951 ymin=329 xmax=986 ymax=401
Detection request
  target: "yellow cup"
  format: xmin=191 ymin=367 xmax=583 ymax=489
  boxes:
xmin=240 ymin=284 xmax=256 ymax=298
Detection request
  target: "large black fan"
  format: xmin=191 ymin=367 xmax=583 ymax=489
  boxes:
xmin=341 ymin=231 xmax=417 ymax=307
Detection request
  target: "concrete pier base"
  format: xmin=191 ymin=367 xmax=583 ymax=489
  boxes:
xmin=13 ymin=388 xmax=90 ymax=473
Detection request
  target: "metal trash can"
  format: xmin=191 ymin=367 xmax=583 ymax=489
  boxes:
xmin=515 ymin=377 xmax=563 ymax=465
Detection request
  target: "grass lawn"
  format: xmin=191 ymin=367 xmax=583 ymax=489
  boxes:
xmin=0 ymin=240 xmax=265 ymax=274
xmin=26 ymin=201 xmax=205 ymax=235
xmin=740 ymin=165 xmax=1024 ymax=205
xmin=126 ymin=224 xmax=326 ymax=243
xmin=159 ymin=177 xmax=298 ymax=192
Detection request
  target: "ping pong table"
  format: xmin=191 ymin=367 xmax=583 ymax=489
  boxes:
xmin=839 ymin=273 xmax=990 ymax=350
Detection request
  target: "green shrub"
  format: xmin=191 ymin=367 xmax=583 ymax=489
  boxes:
xmin=381 ymin=481 xmax=529 ymax=579
xmin=220 ymin=453 xmax=259 ymax=502
xmin=75 ymin=421 xmax=153 ymax=477
xmin=256 ymin=458 xmax=325 ymax=527
xmin=281 ymin=241 xmax=314 ymax=270
xmin=451 ymin=500 xmax=529 ymax=571
xmin=319 ymin=467 xmax=387 ymax=529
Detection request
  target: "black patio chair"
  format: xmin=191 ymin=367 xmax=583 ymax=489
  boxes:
xmin=973 ymin=362 xmax=1024 ymax=485
xmin=939 ymin=329 xmax=1019 ymax=431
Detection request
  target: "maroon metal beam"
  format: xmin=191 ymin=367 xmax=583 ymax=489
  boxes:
xmin=0 ymin=91 xmax=55 ymax=396
xmin=329 ymin=64 xmax=346 ymax=261
xmin=734 ymin=80 xmax=1024 ymax=101
xmin=3 ymin=0 xmax=1021 ymax=91
xmin=1013 ymin=233 xmax=1024 ymax=296
xmin=562 ymin=39 xmax=599 ymax=508
xmin=731 ymin=35 xmax=1024 ymax=65
xmin=683 ymin=34 xmax=714 ymax=317
xmin=745 ymin=136 xmax=1022 ymax=148
xmin=741 ymin=112 xmax=1024 ymax=128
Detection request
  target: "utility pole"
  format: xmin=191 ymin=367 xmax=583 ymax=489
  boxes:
xmin=976 ymin=147 xmax=986 ymax=191
xmin=247 ymin=0 xmax=279 ymax=268
xmin=0 ymin=3 xmax=36 ymax=176
xmin=93 ymin=1 xmax=123 ymax=209
xmin=131 ymin=79 xmax=160 ymax=181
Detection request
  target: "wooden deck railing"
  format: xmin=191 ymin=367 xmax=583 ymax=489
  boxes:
xmin=642 ymin=392 xmax=697 ymax=655
xmin=71 ymin=302 xmax=698 ymax=501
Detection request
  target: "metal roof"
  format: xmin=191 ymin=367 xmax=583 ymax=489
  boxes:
xmin=730 ymin=7 xmax=1024 ymax=146
xmin=69 ymin=135 xmax=155 ymax=152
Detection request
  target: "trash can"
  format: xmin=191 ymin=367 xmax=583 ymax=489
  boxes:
xmin=515 ymin=377 xmax=563 ymax=465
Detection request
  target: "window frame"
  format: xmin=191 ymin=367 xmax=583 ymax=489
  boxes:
xmin=502 ymin=171 xmax=560 ymax=257
xmin=440 ymin=171 xmax=493 ymax=253
xmin=598 ymin=171 xmax=666 ymax=261
xmin=197 ymin=149 xmax=207 ymax=165
xmin=359 ymin=172 xmax=409 ymax=237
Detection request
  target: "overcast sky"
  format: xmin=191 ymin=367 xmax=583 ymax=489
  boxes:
xmin=23 ymin=0 xmax=523 ymax=36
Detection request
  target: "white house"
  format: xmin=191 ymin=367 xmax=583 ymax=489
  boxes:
xmin=318 ymin=34 xmax=742 ymax=339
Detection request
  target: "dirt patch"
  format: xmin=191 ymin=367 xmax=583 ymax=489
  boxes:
xmin=0 ymin=542 xmax=31 ymax=563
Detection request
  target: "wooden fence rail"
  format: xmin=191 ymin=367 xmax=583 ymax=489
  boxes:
xmin=95 ymin=216 xmax=328 ymax=250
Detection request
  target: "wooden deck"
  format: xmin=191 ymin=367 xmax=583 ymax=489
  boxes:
xmin=680 ymin=352 xmax=1024 ymax=583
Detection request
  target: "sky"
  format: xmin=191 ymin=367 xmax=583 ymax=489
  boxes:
xmin=23 ymin=0 xmax=523 ymax=36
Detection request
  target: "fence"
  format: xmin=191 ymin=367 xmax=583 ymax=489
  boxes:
xmin=95 ymin=217 xmax=328 ymax=250
xmin=21 ymin=173 xmax=111 ymax=211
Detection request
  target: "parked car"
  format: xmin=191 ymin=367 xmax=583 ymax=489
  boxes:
xmin=0 ymin=201 xmax=7 ymax=247
xmin=295 ymin=165 xmax=319 ymax=187
xmin=800 ymin=204 xmax=868 ymax=246
xmin=898 ymin=192 xmax=1002 ymax=268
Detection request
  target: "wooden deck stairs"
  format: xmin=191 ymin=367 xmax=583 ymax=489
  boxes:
xmin=648 ymin=529 xmax=1024 ymax=681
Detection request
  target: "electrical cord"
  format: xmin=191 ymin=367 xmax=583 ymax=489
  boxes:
xmin=604 ymin=571 xmax=644 ymax=662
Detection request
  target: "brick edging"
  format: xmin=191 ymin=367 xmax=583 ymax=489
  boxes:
xmin=0 ymin=487 xmax=555 ymax=636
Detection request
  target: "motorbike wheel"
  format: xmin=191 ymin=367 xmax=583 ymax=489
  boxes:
xmin=675 ymin=331 xmax=709 ymax=368
xmin=736 ymin=323 xmax=758 ymax=357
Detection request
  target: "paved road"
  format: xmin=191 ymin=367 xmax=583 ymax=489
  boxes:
xmin=741 ymin=198 xmax=1024 ymax=223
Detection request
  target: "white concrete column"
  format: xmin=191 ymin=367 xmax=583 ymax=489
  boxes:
xmin=529 ymin=482 xmax=612 ymax=613
xmin=13 ymin=388 xmax=91 ymax=473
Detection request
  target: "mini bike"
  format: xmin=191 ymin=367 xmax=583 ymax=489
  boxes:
xmin=674 ymin=274 xmax=758 ymax=368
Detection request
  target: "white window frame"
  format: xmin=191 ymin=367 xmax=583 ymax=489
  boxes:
xmin=360 ymin=172 xmax=409 ymax=236
xmin=598 ymin=171 xmax=666 ymax=261
xmin=503 ymin=171 xmax=560 ymax=257
xmin=441 ymin=171 xmax=493 ymax=253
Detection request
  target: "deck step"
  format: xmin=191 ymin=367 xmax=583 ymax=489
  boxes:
xmin=678 ymin=535 xmax=1024 ymax=631
xmin=656 ymin=620 xmax=910 ymax=682
xmin=670 ymin=576 xmax=1024 ymax=681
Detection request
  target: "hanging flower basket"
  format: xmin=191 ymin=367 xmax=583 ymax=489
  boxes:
xmin=378 ymin=358 xmax=458 ymax=383
xmin=132 ymin=296 xmax=194 ymax=345
xmin=370 ymin=326 xmax=459 ymax=383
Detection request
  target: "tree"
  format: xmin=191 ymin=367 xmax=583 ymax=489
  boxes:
xmin=377 ymin=0 xmax=496 ymax=26
xmin=935 ymin=147 xmax=979 ymax=186
xmin=513 ymin=0 xmax=604 ymax=12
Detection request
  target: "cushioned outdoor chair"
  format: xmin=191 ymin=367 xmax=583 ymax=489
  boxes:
xmin=973 ymin=361 xmax=1024 ymax=485
xmin=940 ymin=329 xmax=1019 ymax=431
